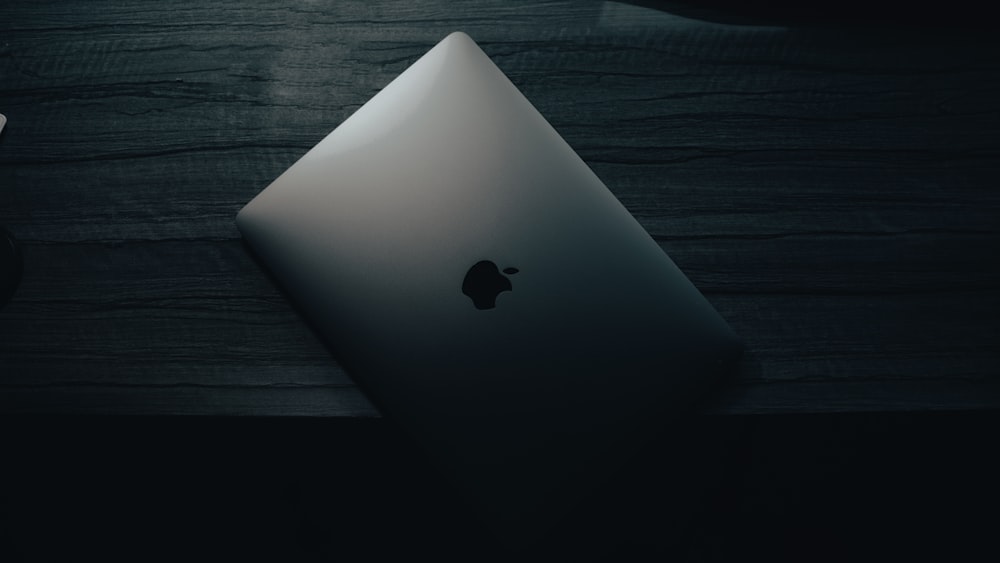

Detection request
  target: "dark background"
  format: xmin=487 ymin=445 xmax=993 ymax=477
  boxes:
xmin=2 ymin=412 xmax=998 ymax=561
xmin=2 ymin=0 xmax=999 ymax=560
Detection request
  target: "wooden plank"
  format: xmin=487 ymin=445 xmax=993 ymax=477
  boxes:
xmin=2 ymin=242 xmax=997 ymax=414
xmin=3 ymin=4 xmax=998 ymax=167
xmin=705 ymin=380 xmax=1000 ymax=414
xmin=3 ymin=154 xmax=999 ymax=244
xmin=0 ymin=383 xmax=375 ymax=416
xmin=2 ymin=379 xmax=998 ymax=416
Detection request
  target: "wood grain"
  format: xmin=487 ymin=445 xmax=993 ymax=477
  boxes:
xmin=1 ymin=0 xmax=998 ymax=415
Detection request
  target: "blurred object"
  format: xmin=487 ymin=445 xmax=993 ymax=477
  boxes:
xmin=0 ymin=113 xmax=6 ymax=134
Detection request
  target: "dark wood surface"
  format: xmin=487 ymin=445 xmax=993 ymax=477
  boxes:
xmin=2 ymin=1 xmax=999 ymax=416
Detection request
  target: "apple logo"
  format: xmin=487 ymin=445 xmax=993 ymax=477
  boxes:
xmin=462 ymin=260 xmax=518 ymax=310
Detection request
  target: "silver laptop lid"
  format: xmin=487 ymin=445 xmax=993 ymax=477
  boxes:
xmin=237 ymin=32 xmax=740 ymax=545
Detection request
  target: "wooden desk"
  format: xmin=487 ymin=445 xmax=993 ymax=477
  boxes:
xmin=2 ymin=1 xmax=999 ymax=415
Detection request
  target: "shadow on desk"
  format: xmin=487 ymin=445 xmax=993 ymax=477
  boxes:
xmin=1 ymin=411 xmax=996 ymax=562
xmin=625 ymin=0 xmax=998 ymax=27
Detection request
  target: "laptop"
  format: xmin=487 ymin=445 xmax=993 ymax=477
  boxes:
xmin=237 ymin=32 xmax=741 ymax=547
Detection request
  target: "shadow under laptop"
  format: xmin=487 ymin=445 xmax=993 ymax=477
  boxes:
xmin=284 ymin=394 xmax=748 ymax=560
xmin=284 ymin=414 xmax=751 ymax=562
xmin=239 ymin=238 xmax=750 ymax=560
